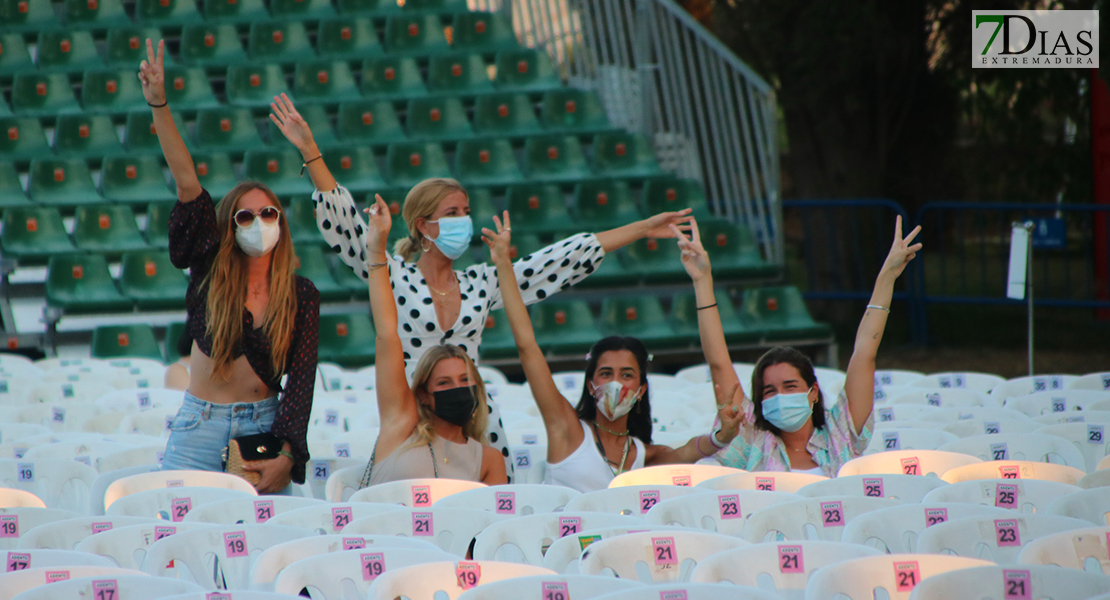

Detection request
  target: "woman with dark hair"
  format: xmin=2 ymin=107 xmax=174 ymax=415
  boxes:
xmin=484 ymin=213 xmax=744 ymax=492
xmin=673 ymin=217 xmax=921 ymax=476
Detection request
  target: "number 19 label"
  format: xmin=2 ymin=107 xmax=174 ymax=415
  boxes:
xmin=360 ymin=552 xmax=385 ymax=581
xmin=541 ymin=581 xmax=569 ymax=600
xmin=778 ymin=545 xmax=804 ymax=573
xmin=456 ymin=562 xmax=481 ymax=589
xmin=0 ymin=516 xmax=16 ymax=538
xmin=223 ymin=531 xmax=247 ymax=558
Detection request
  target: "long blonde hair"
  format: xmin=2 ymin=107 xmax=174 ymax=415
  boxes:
xmin=393 ymin=178 xmax=469 ymax=261
xmin=204 ymin=181 xmax=298 ymax=381
xmin=408 ymin=344 xmax=489 ymax=447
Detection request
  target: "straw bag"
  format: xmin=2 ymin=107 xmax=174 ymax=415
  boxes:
xmin=222 ymin=432 xmax=284 ymax=486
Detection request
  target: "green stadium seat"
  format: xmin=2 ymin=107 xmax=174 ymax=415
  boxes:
xmin=426 ymin=53 xmax=493 ymax=96
xmin=73 ymin=204 xmax=151 ymax=255
xmin=317 ymin=17 xmax=384 ymax=61
xmin=335 ymin=0 xmax=399 ymax=17
xmin=164 ymin=320 xmax=187 ymax=363
xmin=670 ymin=292 xmax=758 ymax=345
xmin=179 ymin=24 xmax=248 ymax=68
xmin=163 ymin=66 xmax=221 ymax=110
xmin=193 ymin=107 xmax=265 ymax=153
xmin=35 ymin=31 xmax=102 ymax=73
xmin=92 ymin=325 xmax=164 ymax=361
xmin=0 ymin=117 xmax=52 ymax=162
xmin=454 ymin=138 xmax=522 ymax=188
xmin=63 ymin=0 xmax=128 ymax=28
xmin=267 ymin=103 xmax=338 ymax=147
xmin=28 ymin=158 xmax=103 ymax=208
xmin=531 ymin=300 xmax=600 ymax=355
xmin=317 ymin=312 xmax=376 ymax=367
xmin=493 ymin=49 xmax=560 ymax=94
xmin=293 ymin=60 xmax=361 ymax=103
xmin=405 ymin=97 xmax=473 ymax=142
xmin=620 ymin=236 xmax=687 ymax=283
xmin=226 ymin=63 xmax=290 ymax=108
xmin=52 ymin=114 xmax=125 ymax=158
xmin=384 ymin=15 xmax=449 ymax=56
xmin=738 ymin=286 xmax=832 ymax=342
xmin=1 ymin=206 xmax=75 ymax=262
xmin=540 ymin=88 xmax=611 ymax=134
xmin=46 ymin=254 xmax=131 ymax=313
xmin=105 ymin=28 xmax=173 ymax=68
xmin=696 ymin=220 xmax=777 ymax=280
xmin=0 ymin=34 xmax=35 ymax=77
xmin=378 ymin=191 xmax=410 ymax=247
xmin=503 ymin=233 xmax=545 ymax=265
xmin=644 ymin=176 xmax=714 ymax=220
xmin=386 ymin=142 xmax=450 ymax=189
xmin=323 ymin=145 xmax=388 ymax=194
xmin=295 ymin=244 xmax=351 ymax=302
xmin=0 ymin=100 xmax=9 ymax=117
xmin=248 ymin=21 xmax=315 ymax=63
xmin=82 ymin=69 xmax=148 ymax=114
xmin=11 ymin=73 xmax=81 ymax=117
xmin=0 ymin=163 xmax=30 ymax=212
xmin=203 ymin=0 xmax=269 ymax=24
xmin=336 ymin=99 xmax=405 ymax=146
xmin=135 ymin=0 xmax=203 ymax=26
xmin=573 ymin=180 xmax=642 ymax=229
xmin=360 ymin=56 xmax=427 ymax=101
xmin=523 ymin=134 xmax=590 ymax=183
xmin=144 ymin=201 xmax=174 ymax=248
xmin=270 ymin=0 xmax=334 ymax=20
xmin=601 ymin=296 xmax=683 ymax=347
xmin=401 ymin=0 xmax=467 ymax=13
xmin=450 ymin=12 xmax=517 ymax=54
xmin=477 ymin=310 xmax=516 ymax=360
xmin=191 ymin=152 xmax=238 ymax=199
xmin=0 ymin=0 xmax=62 ymax=34
xmin=123 ymin=109 xmax=191 ymax=156
xmin=100 ymin=155 xmax=176 ymax=205
xmin=505 ymin=184 xmax=573 ymax=235
xmin=466 ymin=186 xmax=498 ymax=232
xmin=473 ymin=93 xmax=542 ymax=138
xmin=243 ymin=148 xmax=313 ymax=198
xmin=592 ymin=132 xmax=662 ymax=178
xmin=287 ymin=196 xmax=324 ymax=245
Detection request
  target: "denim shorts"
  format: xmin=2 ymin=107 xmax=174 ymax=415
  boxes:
xmin=161 ymin=391 xmax=279 ymax=474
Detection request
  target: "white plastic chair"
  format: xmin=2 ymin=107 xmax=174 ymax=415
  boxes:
xmin=945 ymin=416 xmax=1043 ymax=438
xmin=938 ymin=433 xmax=1087 ymax=469
xmin=0 ymin=548 xmax=117 ymax=571
xmin=180 ymin=495 xmax=323 ymax=525
xmin=911 ymin=372 xmax=1006 ymax=393
xmin=541 ymin=524 xmax=692 ymax=574
xmin=837 ymin=449 xmax=982 ymax=477
xmin=21 ymin=439 xmax=138 ymax=471
xmin=1070 ymin=372 xmax=1110 ymax=392
xmin=1016 ymin=525 xmax=1110 ymax=571
xmin=841 ymin=502 xmax=1014 ymax=553
xmin=348 ymin=478 xmax=487 ymax=507
xmin=915 ymin=513 xmax=1091 ymax=564
xmin=874 ymin=370 xmax=927 ymax=387
xmin=579 ymin=530 xmax=747 ymax=583
xmin=922 ymin=479 xmax=1081 ymax=513
xmin=141 ymin=523 xmax=313 ymax=590
xmin=690 ymin=541 xmax=884 ymax=599
xmin=104 ymin=470 xmax=257 ymax=511
xmin=742 ymin=496 xmax=901 ymax=544
xmin=863 ymin=428 xmax=958 ymax=455
xmin=990 ymin=375 xmax=1080 ymax=402
xmin=97 ymin=446 xmax=166 ymax=474
xmin=472 ymin=511 xmax=647 ymax=565
xmin=15 ymin=515 xmax=158 ymax=550
xmin=871 ymin=403 xmax=943 ymax=424
xmin=162 ymin=594 xmax=313 ymax=600
xmin=940 ymin=460 xmax=1086 ymax=485
xmin=323 ymin=466 xmax=365 ymax=502
xmin=1035 ymin=410 xmax=1110 ymax=426
xmin=645 ymin=490 xmax=801 ymax=537
xmin=80 ymin=412 xmax=130 ymax=435
xmin=456 ymin=573 xmax=644 ymax=600
xmin=433 ymin=484 xmax=579 ymax=515
xmin=73 ymin=521 xmax=215 ymax=569
xmin=297 ymin=457 xmax=364 ymax=500
xmin=804 ymin=553 xmax=994 ymax=600
xmin=1081 ymin=468 xmax=1110 ymax=490
xmin=796 ymin=474 xmax=948 ymax=503
xmin=1045 ymin=487 xmax=1110 ymax=526
xmin=118 ymin=407 xmax=179 ymax=438
xmin=0 ymin=488 xmax=45 ymax=508
xmin=915 ymin=406 xmax=1029 ymax=424
xmin=1035 ymin=423 xmax=1110 ymax=473
xmin=89 ymin=465 xmax=162 ymax=515
xmin=342 ymin=507 xmax=508 ymax=557
xmin=608 ymin=464 xmax=744 ymax=488
xmin=907 ymin=564 xmax=1110 ymax=600
xmin=695 ymin=471 xmax=828 ymax=493
xmin=273 ymin=546 xmax=457 ymax=599
xmin=0 ymin=458 xmax=97 ymax=512
xmin=0 ymin=566 xmax=143 ymax=600
xmin=266 ymin=501 xmax=406 ymax=535
xmin=0 ymin=425 xmax=50 ymax=444
xmin=596 ymin=584 xmax=780 ymax=600
xmin=250 ymin=534 xmax=442 ymax=590
xmin=1005 ymin=390 xmax=1110 ymax=417
xmin=889 ymin=388 xmax=997 ymax=409
xmin=0 ymin=507 xmax=80 ymax=550
xmin=506 ymin=444 xmax=546 ymax=484
xmin=565 ymin=485 xmax=705 ymax=517
xmin=366 ymin=560 xmax=555 ymax=600
xmin=94 ymin=388 xmax=183 ymax=414
xmin=11 ymin=574 xmax=205 ymax=600
xmin=107 ymin=486 xmax=256 ymax=521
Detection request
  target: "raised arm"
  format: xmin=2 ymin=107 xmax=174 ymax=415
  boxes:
xmin=270 ymin=93 xmax=337 ymax=193
xmin=844 ymin=215 xmax=922 ymax=433
xmin=482 ymin=213 xmax=582 ymax=462
xmin=138 ymin=39 xmax=201 ymax=203
xmin=594 ymin=209 xmax=694 ymax=252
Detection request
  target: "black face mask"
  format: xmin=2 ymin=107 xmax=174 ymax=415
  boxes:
xmin=430 ymin=386 xmax=477 ymax=427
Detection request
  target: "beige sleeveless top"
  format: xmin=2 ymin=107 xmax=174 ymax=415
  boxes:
xmin=368 ymin=430 xmax=484 ymax=485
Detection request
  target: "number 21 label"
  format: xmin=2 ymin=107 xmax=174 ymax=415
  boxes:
xmin=893 ymin=560 xmax=920 ymax=591
xmin=652 ymin=537 xmax=677 ymax=566
xmin=1003 ymin=569 xmax=1032 ymax=600
xmin=778 ymin=545 xmax=804 ymax=573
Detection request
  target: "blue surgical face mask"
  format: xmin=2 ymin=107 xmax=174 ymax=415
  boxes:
xmin=427 ymin=216 xmax=473 ymax=260
xmin=761 ymin=388 xmax=814 ymax=432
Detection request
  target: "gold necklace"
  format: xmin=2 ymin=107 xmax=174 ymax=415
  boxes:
xmin=595 ymin=422 xmax=629 ymax=436
xmin=425 ymin=275 xmax=458 ymax=297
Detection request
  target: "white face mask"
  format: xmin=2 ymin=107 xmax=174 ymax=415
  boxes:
xmin=593 ymin=380 xmax=641 ymax=421
xmin=235 ymin=219 xmax=280 ymax=257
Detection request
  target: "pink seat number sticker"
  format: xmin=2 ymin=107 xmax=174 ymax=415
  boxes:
xmin=223 ymin=531 xmax=247 ymax=558
xmin=778 ymin=545 xmax=804 ymax=573
xmin=1003 ymin=569 xmax=1032 ymax=600
xmin=862 ymin=477 xmax=884 ymax=497
xmin=254 ymin=500 xmax=274 ymax=523
xmin=360 ymin=552 xmax=385 ymax=581
xmin=639 ymin=490 xmax=659 ymax=513
xmin=1 ymin=516 xmax=18 ymax=538
xmin=924 ymin=508 xmax=948 ymax=527
xmin=559 ymin=516 xmax=581 ymax=537
xmin=412 ymin=512 xmax=433 ymax=536
xmin=412 ymin=485 xmax=431 ymax=507
xmin=996 ymin=483 xmax=1019 ymax=509
xmin=456 ymin=561 xmax=481 ymax=589
xmin=6 ymin=552 xmax=30 ymax=572
xmin=332 ymin=506 xmax=352 ymax=531
xmin=495 ymin=491 xmax=515 ymax=514
xmin=171 ymin=497 xmax=191 ymax=522
xmin=659 ymin=591 xmax=688 ymax=600
xmin=821 ymin=501 xmax=844 ymax=527
xmin=541 ymin=581 xmax=568 ymax=600
xmin=995 ymin=519 xmax=1021 ymax=547
xmin=717 ymin=494 xmax=740 ymax=520
xmin=92 ymin=579 xmax=117 ymax=600
xmin=652 ymin=536 xmax=677 ymax=566
xmin=893 ymin=560 xmax=920 ymax=591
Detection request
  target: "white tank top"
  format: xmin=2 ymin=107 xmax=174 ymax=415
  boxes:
xmin=545 ymin=420 xmax=646 ymax=493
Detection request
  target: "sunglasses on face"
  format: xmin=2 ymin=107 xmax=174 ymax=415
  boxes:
xmin=234 ymin=206 xmax=280 ymax=228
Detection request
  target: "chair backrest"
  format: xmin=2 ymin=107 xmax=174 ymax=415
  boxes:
xmin=1034 ymin=423 xmax=1110 ymax=472
xmin=689 ymin=541 xmax=883 ymax=599
xmin=1016 ymin=524 xmax=1110 ymax=569
xmin=273 ymin=546 xmax=457 ymax=599
xmin=1069 ymin=372 xmax=1110 ymax=392
xmin=607 ymin=465 xmax=745 ymax=488
xmin=1045 ymin=487 xmax=1110 ymax=526
xmin=15 ymin=515 xmax=158 ymax=550
xmin=250 ymin=534 xmax=442 ymax=589
xmin=864 ymin=427 xmax=958 ymax=455
xmin=695 ymin=471 xmax=828 ymax=493
xmin=455 ymin=574 xmax=644 ymax=600
xmin=324 ymin=465 xmax=366 ymax=502
xmin=10 ymin=573 xmax=205 ymax=600
xmin=912 ymin=372 xmax=1006 ymax=393
xmin=0 ymin=458 xmax=97 ymax=512
xmin=804 ymin=553 xmax=995 ymax=600
xmin=579 ymin=530 xmax=747 ymax=584
xmin=89 ymin=465 xmax=161 ymax=515
xmin=0 ymin=488 xmax=45 ymax=508
xmin=0 ymin=549 xmax=115 ymax=571
xmin=991 ymin=375 xmax=1080 ymax=402
xmin=922 ymin=478 xmax=1081 ymax=513
xmin=104 ymin=470 xmax=257 ymax=510
xmin=645 ymin=490 xmax=801 ymax=537
xmin=343 ymin=507 xmax=508 ymax=557
xmin=0 ymin=507 xmax=81 ymax=550
xmin=741 ymin=496 xmax=899 ymax=543
xmin=872 ymin=403 xmax=943 ymax=423
xmin=106 ymin=486 xmax=255 ymax=520
xmin=796 ymin=474 xmax=948 ymax=503
xmin=540 ymin=525 xmax=693 ymax=574
xmin=905 ymin=564 xmax=1110 ymax=600
xmin=938 ymin=433 xmax=1087 ymax=469
xmin=841 ymin=502 xmax=1014 ymax=553
xmin=1080 ymin=467 xmax=1110 ymax=490
xmin=73 ymin=521 xmax=215 ymax=570
xmin=1004 ymin=390 xmax=1110 ymax=417
xmin=348 ymin=477 xmax=486 ymax=506
xmin=473 ymin=511 xmax=647 ymax=565
xmin=836 ymin=449 xmax=982 ymax=477
xmin=180 ymin=495 xmax=324 ymax=525
xmin=265 ymin=502 xmax=407 ymax=535
xmin=433 ymin=484 xmax=580 ymax=515
xmin=564 ymin=485 xmax=704 ymax=516
xmin=940 ymin=460 xmax=1086 ymax=485
xmin=889 ymin=388 xmax=998 ymax=409
xmin=366 ymin=560 xmax=556 ymax=600
xmin=915 ymin=513 xmax=1092 ymax=564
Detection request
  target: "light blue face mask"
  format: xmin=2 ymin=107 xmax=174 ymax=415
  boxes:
xmin=761 ymin=388 xmax=814 ymax=432
xmin=426 ymin=216 xmax=473 ymax=260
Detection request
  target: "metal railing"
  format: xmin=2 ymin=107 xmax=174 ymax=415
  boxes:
xmin=473 ymin=0 xmax=783 ymax=264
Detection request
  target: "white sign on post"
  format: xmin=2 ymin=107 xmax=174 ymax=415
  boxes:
xmin=1007 ymin=225 xmax=1030 ymax=300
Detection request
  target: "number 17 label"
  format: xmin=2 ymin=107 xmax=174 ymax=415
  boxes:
xmin=652 ymin=537 xmax=677 ymax=566
xmin=92 ymin=579 xmax=117 ymax=600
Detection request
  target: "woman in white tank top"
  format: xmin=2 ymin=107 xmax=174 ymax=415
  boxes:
xmin=484 ymin=214 xmax=745 ymax=493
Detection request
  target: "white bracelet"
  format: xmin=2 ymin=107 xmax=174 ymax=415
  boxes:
xmin=708 ymin=428 xmax=727 ymax=449
xmin=866 ymin=304 xmax=890 ymax=313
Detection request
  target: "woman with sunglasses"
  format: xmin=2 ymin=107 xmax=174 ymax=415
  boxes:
xmin=140 ymin=40 xmax=320 ymax=493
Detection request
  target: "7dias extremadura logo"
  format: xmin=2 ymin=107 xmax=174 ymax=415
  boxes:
xmin=973 ymin=10 xmax=1098 ymax=68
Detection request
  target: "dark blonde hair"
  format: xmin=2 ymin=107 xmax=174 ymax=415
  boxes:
xmin=204 ymin=181 xmax=298 ymax=381
xmin=408 ymin=344 xmax=489 ymax=446
xmin=750 ymin=347 xmax=827 ymax=435
xmin=393 ymin=178 xmax=469 ymax=261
